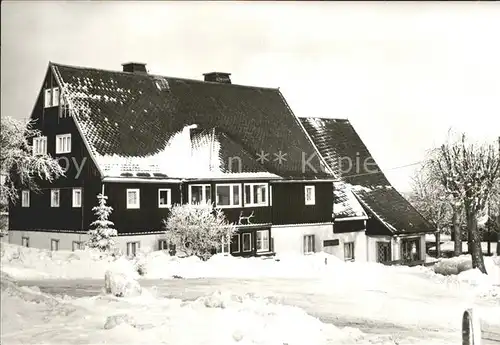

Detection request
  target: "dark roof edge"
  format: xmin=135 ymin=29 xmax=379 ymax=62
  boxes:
xmin=277 ymin=93 xmax=338 ymax=178
xmin=51 ymin=63 xmax=104 ymax=179
xmin=49 ymin=61 xmax=280 ymax=92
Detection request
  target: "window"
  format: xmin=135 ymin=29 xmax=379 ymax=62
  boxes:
xmin=21 ymin=190 xmax=30 ymax=207
xmin=344 ymin=242 xmax=355 ymax=261
xmin=127 ymin=242 xmax=140 ymax=257
xmin=72 ymin=188 xmax=82 ymax=208
xmin=52 ymin=87 xmax=60 ymax=106
xmin=72 ymin=241 xmax=84 ymax=251
xmin=256 ymin=230 xmax=270 ymax=252
xmin=244 ymin=183 xmax=268 ymax=207
xmin=158 ymin=240 xmax=168 ymax=250
xmin=189 ymin=184 xmax=211 ymax=204
xmin=304 ymin=235 xmax=315 ymax=254
xmin=50 ymin=239 xmax=59 ymax=251
xmin=44 ymin=89 xmax=52 ymax=108
xmin=56 ymin=134 xmax=71 ymax=154
xmin=242 ymin=233 xmax=252 ymax=252
xmin=22 ymin=237 xmax=29 ymax=248
xmin=216 ymin=184 xmax=241 ymax=207
xmin=305 ymin=185 xmax=316 ymax=205
xmin=377 ymin=242 xmax=391 ymax=263
xmin=126 ymin=189 xmax=140 ymax=209
xmin=217 ymin=236 xmax=230 ymax=254
xmin=51 ymin=189 xmax=60 ymax=207
xmin=158 ymin=189 xmax=171 ymax=208
xmin=230 ymin=234 xmax=240 ymax=253
xmin=33 ymin=136 xmax=47 ymax=156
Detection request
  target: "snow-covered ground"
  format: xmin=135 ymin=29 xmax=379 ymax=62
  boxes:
xmin=1 ymin=242 xmax=500 ymax=345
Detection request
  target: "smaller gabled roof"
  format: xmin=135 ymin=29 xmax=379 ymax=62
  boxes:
xmin=300 ymin=117 xmax=435 ymax=235
xmin=333 ymin=181 xmax=367 ymax=219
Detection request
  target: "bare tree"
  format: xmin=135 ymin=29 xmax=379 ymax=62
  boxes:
xmin=410 ymin=166 xmax=450 ymax=257
xmin=1 ymin=116 xmax=64 ymax=204
xmin=429 ymin=133 xmax=500 ymax=274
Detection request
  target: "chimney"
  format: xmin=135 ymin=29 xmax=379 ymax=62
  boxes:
xmin=203 ymin=72 xmax=231 ymax=84
xmin=122 ymin=62 xmax=147 ymax=74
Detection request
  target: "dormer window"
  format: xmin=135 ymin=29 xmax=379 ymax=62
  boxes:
xmin=44 ymin=87 xmax=60 ymax=108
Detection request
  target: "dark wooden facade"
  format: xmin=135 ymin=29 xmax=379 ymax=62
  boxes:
xmin=9 ymin=67 xmax=102 ymax=232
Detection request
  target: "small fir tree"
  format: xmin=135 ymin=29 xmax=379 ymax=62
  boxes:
xmin=87 ymin=193 xmax=117 ymax=252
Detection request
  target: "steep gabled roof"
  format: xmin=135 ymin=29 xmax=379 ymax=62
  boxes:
xmin=51 ymin=62 xmax=333 ymax=179
xmin=300 ymin=117 xmax=435 ymax=235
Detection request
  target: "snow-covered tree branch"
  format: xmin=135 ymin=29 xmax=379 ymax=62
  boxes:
xmin=0 ymin=116 xmax=65 ymax=204
xmin=428 ymin=132 xmax=500 ymax=274
xmin=163 ymin=202 xmax=236 ymax=261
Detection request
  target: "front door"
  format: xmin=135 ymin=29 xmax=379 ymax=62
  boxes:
xmin=377 ymin=242 xmax=391 ymax=263
xmin=241 ymin=232 xmax=253 ymax=254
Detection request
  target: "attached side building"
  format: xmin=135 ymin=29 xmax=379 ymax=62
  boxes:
xmin=300 ymin=117 xmax=436 ymax=265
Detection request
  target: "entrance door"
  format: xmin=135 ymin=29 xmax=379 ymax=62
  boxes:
xmin=241 ymin=232 xmax=253 ymax=254
xmin=401 ymin=238 xmax=421 ymax=264
xmin=377 ymin=242 xmax=391 ymax=263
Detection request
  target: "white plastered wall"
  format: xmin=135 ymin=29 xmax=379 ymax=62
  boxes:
xmin=271 ymin=223 xmax=368 ymax=262
xmin=9 ymin=230 xmax=167 ymax=253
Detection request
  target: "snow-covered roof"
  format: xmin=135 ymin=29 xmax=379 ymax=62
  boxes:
xmin=50 ymin=62 xmax=333 ymax=180
xmin=300 ymin=117 xmax=435 ymax=235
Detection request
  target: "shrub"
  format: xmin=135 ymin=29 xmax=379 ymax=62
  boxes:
xmin=163 ymin=201 xmax=236 ymax=261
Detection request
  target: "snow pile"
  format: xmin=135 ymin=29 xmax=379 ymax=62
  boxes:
xmin=143 ymin=250 xmax=348 ymax=279
xmin=1 ymin=276 xmax=366 ymax=345
xmin=433 ymin=255 xmax=473 ymax=275
xmin=0 ymin=242 xmax=136 ymax=280
xmin=104 ymin=269 xmax=142 ymax=298
xmin=429 ymin=255 xmax=500 ymax=298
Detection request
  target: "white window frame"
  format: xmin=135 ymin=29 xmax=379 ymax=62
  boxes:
xmin=51 ymin=189 xmax=60 ymax=208
xmin=344 ymin=242 xmax=355 ymax=261
xmin=33 ymin=136 xmax=47 ymax=156
xmin=55 ymin=133 xmax=72 ymax=154
xmin=126 ymin=189 xmax=140 ymax=209
xmin=158 ymin=239 xmax=168 ymax=250
xmin=72 ymin=188 xmax=82 ymax=208
xmin=270 ymin=185 xmax=273 ymax=206
xmin=244 ymin=183 xmax=269 ymax=207
xmin=231 ymin=234 xmax=241 ymax=254
xmin=304 ymin=185 xmax=316 ymax=205
xmin=158 ymin=188 xmax=172 ymax=208
xmin=188 ymin=184 xmax=211 ymax=205
xmin=50 ymin=239 xmax=59 ymax=251
xmin=21 ymin=190 xmax=30 ymax=207
xmin=126 ymin=241 xmax=140 ymax=257
xmin=256 ymin=230 xmax=270 ymax=253
xmin=242 ymin=233 xmax=252 ymax=252
xmin=215 ymin=183 xmax=242 ymax=208
xmin=44 ymin=89 xmax=52 ymax=108
xmin=304 ymin=234 xmax=315 ymax=254
xmin=22 ymin=237 xmax=29 ymax=248
xmin=52 ymin=87 xmax=60 ymax=106
xmin=72 ymin=241 xmax=84 ymax=251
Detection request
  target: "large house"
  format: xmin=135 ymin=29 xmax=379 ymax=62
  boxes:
xmin=8 ymin=61 xmax=435 ymax=264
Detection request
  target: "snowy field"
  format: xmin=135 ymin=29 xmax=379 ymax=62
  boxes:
xmin=1 ymin=242 xmax=500 ymax=345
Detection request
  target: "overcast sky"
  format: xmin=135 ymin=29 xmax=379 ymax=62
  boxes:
xmin=2 ymin=1 xmax=499 ymax=192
